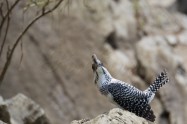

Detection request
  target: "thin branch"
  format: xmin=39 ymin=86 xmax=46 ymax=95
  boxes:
xmin=0 ymin=0 xmax=10 ymax=57
xmin=0 ymin=0 xmax=20 ymax=37
xmin=0 ymin=3 xmax=4 ymax=36
xmin=0 ymin=3 xmax=4 ymax=18
xmin=19 ymin=40 xmax=23 ymax=68
xmin=0 ymin=0 xmax=64 ymax=85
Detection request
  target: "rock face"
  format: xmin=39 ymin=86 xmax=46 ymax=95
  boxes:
xmin=0 ymin=94 xmax=50 ymax=124
xmin=71 ymin=108 xmax=149 ymax=124
xmin=1 ymin=0 xmax=187 ymax=124
xmin=136 ymin=36 xmax=187 ymax=123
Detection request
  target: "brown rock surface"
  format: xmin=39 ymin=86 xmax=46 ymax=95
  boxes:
xmin=71 ymin=108 xmax=149 ymax=124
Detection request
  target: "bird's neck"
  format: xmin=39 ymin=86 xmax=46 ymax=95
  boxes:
xmin=95 ymin=67 xmax=112 ymax=88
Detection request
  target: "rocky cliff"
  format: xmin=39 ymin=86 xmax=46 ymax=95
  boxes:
xmin=0 ymin=0 xmax=187 ymax=124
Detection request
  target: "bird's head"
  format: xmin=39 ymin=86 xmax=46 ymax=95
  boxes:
xmin=92 ymin=54 xmax=112 ymax=85
xmin=92 ymin=54 xmax=104 ymax=74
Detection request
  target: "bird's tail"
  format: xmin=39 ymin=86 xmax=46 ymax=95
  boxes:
xmin=144 ymin=70 xmax=169 ymax=103
xmin=147 ymin=70 xmax=169 ymax=93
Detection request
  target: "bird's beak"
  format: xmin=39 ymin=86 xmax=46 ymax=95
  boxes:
xmin=92 ymin=54 xmax=102 ymax=71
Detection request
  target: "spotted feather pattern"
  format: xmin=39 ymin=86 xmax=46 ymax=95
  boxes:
xmin=108 ymin=83 xmax=156 ymax=122
xmin=148 ymin=70 xmax=169 ymax=93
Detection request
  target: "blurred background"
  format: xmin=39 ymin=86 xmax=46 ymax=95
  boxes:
xmin=0 ymin=0 xmax=187 ymax=124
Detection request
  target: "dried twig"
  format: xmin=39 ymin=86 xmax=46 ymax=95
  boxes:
xmin=0 ymin=0 xmax=10 ymax=57
xmin=19 ymin=40 xmax=23 ymax=68
xmin=0 ymin=3 xmax=4 ymax=18
xmin=0 ymin=0 xmax=64 ymax=85
xmin=0 ymin=0 xmax=20 ymax=37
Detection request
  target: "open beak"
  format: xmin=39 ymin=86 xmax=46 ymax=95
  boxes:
xmin=92 ymin=54 xmax=102 ymax=71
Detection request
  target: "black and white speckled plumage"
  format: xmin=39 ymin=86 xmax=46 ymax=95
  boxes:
xmin=108 ymin=82 xmax=155 ymax=121
xmin=91 ymin=54 xmax=169 ymax=122
xmin=146 ymin=70 xmax=168 ymax=94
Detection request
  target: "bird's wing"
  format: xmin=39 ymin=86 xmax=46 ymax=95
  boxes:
xmin=110 ymin=79 xmax=147 ymax=99
xmin=108 ymin=83 xmax=156 ymax=122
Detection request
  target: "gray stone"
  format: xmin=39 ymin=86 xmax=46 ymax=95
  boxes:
xmin=62 ymin=0 xmax=137 ymax=40
xmin=136 ymin=35 xmax=178 ymax=78
xmin=5 ymin=94 xmax=50 ymax=124
xmin=71 ymin=108 xmax=148 ymax=124
xmin=165 ymin=34 xmax=178 ymax=46
xmin=144 ymin=0 xmax=182 ymax=35
xmin=178 ymin=31 xmax=187 ymax=45
xmin=0 ymin=96 xmax=3 ymax=103
xmin=0 ymin=120 xmax=7 ymax=124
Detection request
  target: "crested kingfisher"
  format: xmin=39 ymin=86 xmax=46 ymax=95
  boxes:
xmin=91 ymin=54 xmax=169 ymax=122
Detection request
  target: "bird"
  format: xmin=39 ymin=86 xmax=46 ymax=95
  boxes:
xmin=91 ymin=54 xmax=169 ymax=122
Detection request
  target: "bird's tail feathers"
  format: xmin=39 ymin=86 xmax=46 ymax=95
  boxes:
xmin=145 ymin=69 xmax=169 ymax=94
